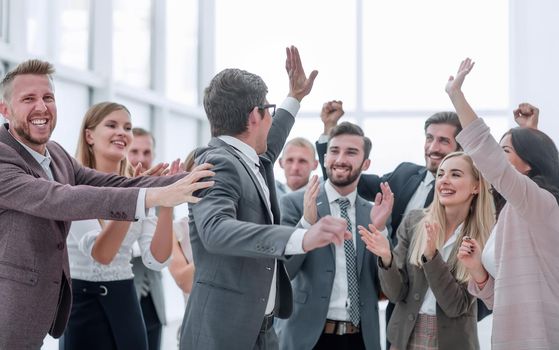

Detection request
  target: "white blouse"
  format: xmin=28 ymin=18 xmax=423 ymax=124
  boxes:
xmin=173 ymin=217 xmax=193 ymax=305
xmin=68 ymin=209 xmax=170 ymax=282
xmin=481 ymin=226 xmax=497 ymax=278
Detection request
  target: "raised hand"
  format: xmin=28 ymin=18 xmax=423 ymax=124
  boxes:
xmin=303 ymin=175 xmax=320 ymax=225
xmin=445 ymin=58 xmax=475 ymax=96
xmin=286 ymin=46 xmax=319 ymax=102
xmin=423 ymin=221 xmax=440 ymax=260
xmin=370 ymin=182 xmax=394 ymax=231
xmin=320 ymin=100 xmax=344 ymax=135
xmin=303 ymin=215 xmax=352 ymax=252
xmin=513 ymin=102 xmax=539 ymax=129
xmin=358 ymin=224 xmax=391 ymax=266
xmin=166 ymin=158 xmax=184 ymax=176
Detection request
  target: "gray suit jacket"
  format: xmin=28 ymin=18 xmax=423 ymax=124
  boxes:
xmin=380 ymin=210 xmax=479 ymax=350
xmin=277 ymin=184 xmax=382 ymax=350
xmin=131 ymin=257 xmax=166 ymax=325
xmin=180 ymin=108 xmax=296 ymax=350
xmin=0 ymin=124 xmax=179 ymax=348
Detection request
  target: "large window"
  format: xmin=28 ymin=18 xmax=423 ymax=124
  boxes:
xmin=113 ymin=0 xmax=152 ymax=89
xmin=215 ymin=0 xmax=509 ymax=179
xmin=0 ymin=0 xmax=8 ymax=43
xmin=59 ymin=0 xmax=90 ymax=70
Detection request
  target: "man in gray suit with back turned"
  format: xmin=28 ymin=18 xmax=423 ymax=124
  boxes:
xmin=278 ymin=122 xmax=392 ymax=350
xmin=0 ymin=59 xmax=214 ymax=349
xmin=181 ymin=46 xmax=351 ymax=350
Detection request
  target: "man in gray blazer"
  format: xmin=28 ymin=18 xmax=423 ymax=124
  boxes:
xmin=180 ymin=46 xmax=351 ymax=350
xmin=277 ymin=122 xmax=393 ymax=350
xmin=0 ymin=59 xmax=214 ymax=349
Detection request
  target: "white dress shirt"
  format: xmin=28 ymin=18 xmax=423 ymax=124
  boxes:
xmin=419 ymin=223 xmax=462 ymax=315
xmin=218 ymin=97 xmax=306 ymax=315
xmin=300 ymin=180 xmax=388 ymax=321
xmin=67 ymin=208 xmax=170 ymax=282
xmin=403 ymin=171 xmax=435 ymax=217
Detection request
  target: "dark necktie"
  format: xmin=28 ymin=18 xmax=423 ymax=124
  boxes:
xmin=424 ymin=179 xmax=435 ymax=208
xmin=336 ymin=197 xmax=360 ymax=326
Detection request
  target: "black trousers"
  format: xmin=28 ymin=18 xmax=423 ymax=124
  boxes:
xmin=140 ymin=293 xmax=162 ymax=350
xmin=61 ymin=279 xmax=148 ymax=350
xmin=313 ymin=332 xmax=366 ymax=350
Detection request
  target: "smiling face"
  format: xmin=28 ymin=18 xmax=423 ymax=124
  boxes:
xmin=0 ymin=74 xmax=57 ymax=154
xmin=500 ymin=133 xmax=532 ymax=175
xmin=85 ymin=109 xmax=133 ymax=163
xmin=325 ymin=134 xmax=370 ymax=190
xmin=424 ymin=123 xmax=459 ymax=174
xmin=436 ymin=155 xmax=479 ymax=209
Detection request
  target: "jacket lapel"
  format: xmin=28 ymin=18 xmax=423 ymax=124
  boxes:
xmin=0 ymin=124 xmax=51 ymax=180
xmin=316 ymin=186 xmax=335 ymax=257
xmin=354 ymin=196 xmax=370 ymax=276
xmin=209 ymin=137 xmax=273 ymax=224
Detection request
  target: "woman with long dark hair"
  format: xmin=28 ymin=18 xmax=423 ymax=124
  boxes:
xmin=447 ymin=58 xmax=559 ymax=349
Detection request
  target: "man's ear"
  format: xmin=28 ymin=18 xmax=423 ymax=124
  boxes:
xmin=0 ymin=101 xmax=10 ymax=120
xmin=361 ymin=158 xmax=371 ymax=172
xmin=279 ymin=157 xmax=285 ymax=169
xmin=311 ymin=159 xmax=319 ymax=170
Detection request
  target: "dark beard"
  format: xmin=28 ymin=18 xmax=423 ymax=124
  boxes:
xmin=327 ymin=166 xmax=361 ymax=187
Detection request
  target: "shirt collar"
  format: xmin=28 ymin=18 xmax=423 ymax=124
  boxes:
xmin=7 ymin=127 xmax=52 ymax=165
xmin=325 ymin=180 xmax=357 ymax=206
xmin=442 ymin=222 xmax=463 ymax=251
xmin=424 ymin=170 xmax=435 ymax=187
xmin=218 ymin=135 xmax=259 ymax=166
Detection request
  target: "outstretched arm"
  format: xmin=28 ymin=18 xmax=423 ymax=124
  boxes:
xmin=445 ymin=58 xmax=478 ymax=128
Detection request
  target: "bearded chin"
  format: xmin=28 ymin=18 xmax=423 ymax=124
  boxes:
xmin=327 ymin=168 xmax=361 ymax=187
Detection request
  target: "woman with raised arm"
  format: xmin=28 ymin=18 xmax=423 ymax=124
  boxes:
xmin=447 ymin=59 xmax=559 ymax=349
xmin=62 ymin=102 xmax=179 ymax=350
xmin=359 ymin=151 xmax=494 ymax=350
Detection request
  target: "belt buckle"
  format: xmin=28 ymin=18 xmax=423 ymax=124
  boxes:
xmin=336 ymin=322 xmax=347 ymax=335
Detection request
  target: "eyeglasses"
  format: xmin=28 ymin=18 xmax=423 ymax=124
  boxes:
xmin=257 ymin=104 xmax=276 ymax=117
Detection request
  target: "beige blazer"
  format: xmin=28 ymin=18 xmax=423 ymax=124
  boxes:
xmin=379 ymin=209 xmax=479 ymax=350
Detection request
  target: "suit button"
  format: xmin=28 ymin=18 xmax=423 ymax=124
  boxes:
xmin=270 ymin=247 xmax=275 ymax=253
xmin=261 ymin=298 xmax=266 ymax=303
xmin=57 ymin=242 xmax=65 ymax=250
xmin=266 ymin=266 xmax=272 ymax=271
xmin=408 ymin=314 xmax=415 ymax=321
xmin=414 ymin=293 xmax=420 ymax=301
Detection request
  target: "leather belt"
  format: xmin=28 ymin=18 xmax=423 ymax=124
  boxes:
xmin=260 ymin=313 xmax=274 ymax=332
xmin=323 ymin=319 xmax=360 ymax=335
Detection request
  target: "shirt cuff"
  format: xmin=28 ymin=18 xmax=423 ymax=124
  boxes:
xmin=317 ymin=134 xmax=329 ymax=144
xmin=285 ymin=228 xmax=306 ymax=255
xmin=142 ymin=250 xmax=171 ymax=271
xmin=299 ymin=216 xmax=312 ymax=229
xmin=135 ymin=188 xmax=148 ymax=220
xmin=379 ymin=227 xmax=389 ymax=238
xmin=279 ymin=97 xmax=300 ymax=118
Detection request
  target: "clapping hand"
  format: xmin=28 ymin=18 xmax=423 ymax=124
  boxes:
xmin=423 ymin=221 xmax=440 ymax=261
xmin=370 ymin=182 xmax=394 ymax=231
xmin=303 ymin=175 xmax=320 ymax=225
xmin=358 ymin=224 xmax=392 ymax=267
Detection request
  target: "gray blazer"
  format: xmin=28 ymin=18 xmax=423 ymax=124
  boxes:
xmin=0 ymin=124 xmax=179 ymax=349
xmin=380 ymin=209 xmax=479 ymax=350
xmin=180 ymin=108 xmax=296 ymax=350
xmin=131 ymin=257 xmax=166 ymax=325
xmin=276 ymin=185 xmax=382 ymax=350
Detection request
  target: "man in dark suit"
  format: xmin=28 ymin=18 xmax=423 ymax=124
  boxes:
xmin=278 ymin=122 xmax=393 ymax=350
xmin=0 ymin=59 xmax=214 ymax=348
xmin=128 ymin=128 xmax=166 ymax=350
xmin=316 ymin=101 xmax=490 ymax=348
xmin=181 ymin=47 xmax=351 ymax=350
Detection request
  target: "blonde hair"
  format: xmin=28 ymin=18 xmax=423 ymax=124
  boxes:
xmin=408 ymin=152 xmax=495 ymax=283
xmin=1 ymin=59 xmax=55 ymax=103
xmin=75 ymin=102 xmax=132 ymax=177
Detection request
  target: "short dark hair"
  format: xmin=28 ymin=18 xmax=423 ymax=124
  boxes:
xmin=203 ymin=68 xmax=268 ymax=137
xmin=424 ymin=111 xmax=462 ymax=138
xmin=328 ymin=121 xmax=372 ymax=159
